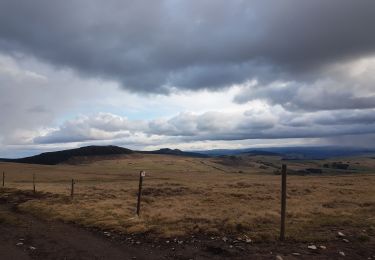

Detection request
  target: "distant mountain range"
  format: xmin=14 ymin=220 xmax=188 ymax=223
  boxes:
xmin=1 ymin=145 xmax=374 ymax=165
xmin=196 ymin=146 xmax=375 ymax=159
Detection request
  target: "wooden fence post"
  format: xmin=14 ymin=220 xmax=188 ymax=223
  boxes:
xmin=71 ymin=179 xmax=75 ymax=199
xmin=33 ymin=174 xmax=36 ymax=194
xmin=2 ymin=171 xmax=4 ymax=187
xmin=136 ymin=170 xmax=146 ymax=216
xmin=280 ymin=164 xmax=287 ymax=241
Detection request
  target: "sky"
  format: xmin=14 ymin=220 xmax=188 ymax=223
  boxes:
xmin=1 ymin=0 xmax=375 ymax=158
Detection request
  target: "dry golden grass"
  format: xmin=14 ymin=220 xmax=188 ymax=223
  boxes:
xmin=1 ymin=154 xmax=374 ymax=241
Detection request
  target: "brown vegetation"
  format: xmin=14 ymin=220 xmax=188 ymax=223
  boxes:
xmin=1 ymin=154 xmax=374 ymax=242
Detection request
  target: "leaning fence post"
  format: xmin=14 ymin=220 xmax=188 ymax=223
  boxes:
xmin=136 ymin=170 xmax=146 ymax=216
xmin=33 ymin=173 xmax=36 ymax=194
xmin=71 ymin=179 xmax=75 ymax=199
xmin=2 ymin=171 xmax=4 ymax=187
xmin=280 ymin=164 xmax=287 ymax=241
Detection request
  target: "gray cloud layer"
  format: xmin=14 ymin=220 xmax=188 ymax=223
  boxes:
xmin=34 ymin=109 xmax=375 ymax=145
xmin=1 ymin=0 xmax=375 ymax=94
xmin=1 ymin=1 xmax=375 ymax=156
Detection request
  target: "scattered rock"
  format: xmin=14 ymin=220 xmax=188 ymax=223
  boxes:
xmin=276 ymin=255 xmax=283 ymax=260
xmin=308 ymin=245 xmax=317 ymax=250
xmin=292 ymin=253 xmax=301 ymax=256
xmin=103 ymin=231 xmax=111 ymax=237
xmin=166 ymin=240 xmax=170 ymax=244
xmin=236 ymin=245 xmax=245 ymax=251
xmin=338 ymin=232 xmax=345 ymax=237
xmin=343 ymin=239 xmax=350 ymax=243
xmin=18 ymin=238 xmax=24 ymax=241
xmin=135 ymin=241 xmax=141 ymax=245
xmin=319 ymin=245 xmax=327 ymax=250
xmin=339 ymin=251 xmax=346 ymax=256
xmin=245 ymin=238 xmax=252 ymax=243
xmin=178 ymin=240 xmax=183 ymax=245
xmin=229 ymin=245 xmax=233 ymax=248
xmin=29 ymin=246 xmax=36 ymax=250
xmin=222 ymin=237 xmax=228 ymax=242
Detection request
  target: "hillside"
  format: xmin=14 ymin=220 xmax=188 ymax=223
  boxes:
xmin=0 ymin=145 xmax=133 ymax=165
xmin=0 ymin=146 xmax=208 ymax=165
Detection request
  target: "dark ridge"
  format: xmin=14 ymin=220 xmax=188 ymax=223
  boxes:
xmin=0 ymin=145 xmax=133 ymax=165
xmin=140 ymin=148 xmax=208 ymax=158
xmin=240 ymin=150 xmax=281 ymax=156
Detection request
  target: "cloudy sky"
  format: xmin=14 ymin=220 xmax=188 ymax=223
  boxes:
xmin=1 ymin=0 xmax=375 ymax=157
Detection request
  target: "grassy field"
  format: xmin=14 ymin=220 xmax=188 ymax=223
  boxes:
xmin=0 ymin=154 xmax=374 ymax=242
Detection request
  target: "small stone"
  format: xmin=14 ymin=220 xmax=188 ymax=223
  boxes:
xmin=338 ymin=232 xmax=345 ymax=237
xmin=222 ymin=237 xmax=228 ymax=242
xmin=320 ymin=245 xmax=327 ymax=250
xmin=292 ymin=253 xmax=301 ymax=256
xmin=135 ymin=241 xmax=141 ymax=245
xmin=166 ymin=240 xmax=170 ymax=244
xmin=308 ymin=245 xmax=317 ymax=250
xmin=245 ymin=238 xmax=252 ymax=243
xmin=29 ymin=246 xmax=36 ymax=250
xmin=276 ymin=255 xmax=283 ymax=260
xmin=178 ymin=240 xmax=183 ymax=245
xmin=339 ymin=251 xmax=345 ymax=256
xmin=229 ymin=245 xmax=233 ymax=248
xmin=19 ymin=238 xmax=24 ymax=241
xmin=171 ymin=247 xmax=175 ymax=251
xmin=16 ymin=242 xmax=23 ymax=246
xmin=210 ymin=237 xmax=215 ymax=240
xmin=343 ymin=239 xmax=350 ymax=243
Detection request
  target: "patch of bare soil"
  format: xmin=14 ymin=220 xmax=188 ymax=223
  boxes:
xmin=0 ymin=189 xmax=374 ymax=260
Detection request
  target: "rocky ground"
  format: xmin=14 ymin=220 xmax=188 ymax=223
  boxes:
xmin=0 ymin=189 xmax=374 ymax=260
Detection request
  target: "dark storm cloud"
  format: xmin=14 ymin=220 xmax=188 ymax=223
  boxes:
xmin=1 ymin=0 xmax=375 ymax=93
xmin=234 ymin=80 xmax=375 ymax=111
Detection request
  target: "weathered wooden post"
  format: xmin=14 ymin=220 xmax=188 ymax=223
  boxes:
xmin=33 ymin=173 xmax=36 ymax=194
xmin=280 ymin=164 xmax=287 ymax=241
xmin=136 ymin=170 xmax=146 ymax=216
xmin=71 ymin=179 xmax=75 ymax=199
xmin=2 ymin=171 xmax=4 ymax=187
